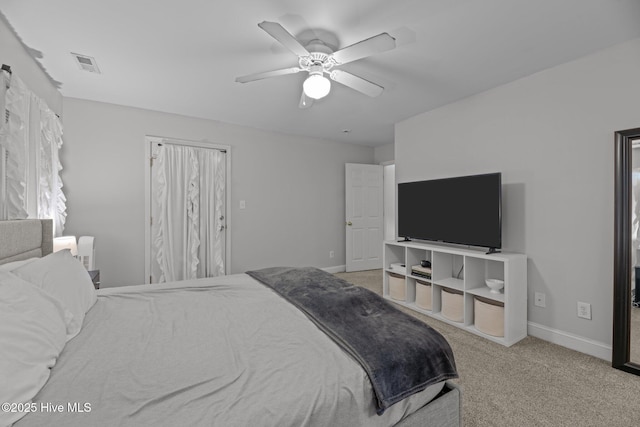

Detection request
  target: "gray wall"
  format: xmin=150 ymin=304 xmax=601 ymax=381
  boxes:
xmin=0 ymin=16 xmax=62 ymax=114
xmin=374 ymin=143 xmax=395 ymax=164
xmin=62 ymin=98 xmax=374 ymax=287
xmin=395 ymin=37 xmax=640 ymax=350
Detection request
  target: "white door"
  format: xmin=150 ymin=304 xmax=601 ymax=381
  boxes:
xmin=146 ymin=137 xmax=230 ymax=284
xmin=345 ymin=163 xmax=383 ymax=272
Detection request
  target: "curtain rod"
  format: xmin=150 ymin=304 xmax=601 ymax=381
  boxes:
xmin=2 ymin=64 xmax=10 ymax=90
xmin=156 ymin=142 xmax=226 ymax=153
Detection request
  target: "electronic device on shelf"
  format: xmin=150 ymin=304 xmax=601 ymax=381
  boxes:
xmin=411 ymin=264 xmax=432 ymax=279
xmin=389 ymin=263 xmax=406 ymax=274
xmin=398 ymin=172 xmax=502 ymax=254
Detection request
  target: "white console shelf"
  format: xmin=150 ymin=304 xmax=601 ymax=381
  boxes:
xmin=383 ymin=240 xmax=527 ymax=347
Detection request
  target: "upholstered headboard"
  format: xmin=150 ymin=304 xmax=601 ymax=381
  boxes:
xmin=0 ymin=219 xmax=53 ymax=265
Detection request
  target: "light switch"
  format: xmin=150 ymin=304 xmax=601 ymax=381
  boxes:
xmin=240 ymin=200 xmax=246 ymax=209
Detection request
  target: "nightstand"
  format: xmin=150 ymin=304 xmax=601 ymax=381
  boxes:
xmin=88 ymin=270 xmax=100 ymax=289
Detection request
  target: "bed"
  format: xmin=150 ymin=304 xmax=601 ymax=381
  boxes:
xmin=0 ymin=219 xmax=461 ymax=427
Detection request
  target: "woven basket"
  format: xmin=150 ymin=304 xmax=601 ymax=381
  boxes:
xmin=474 ymin=296 xmax=504 ymax=337
xmin=388 ymin=273 xmax=406 ymax=301
xmin=415 ymin=280 xmax=432 ymax=310
xmin=441 ymin=288 xmax=464 ymax=322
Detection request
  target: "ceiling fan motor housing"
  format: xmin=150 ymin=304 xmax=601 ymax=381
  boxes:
xmin=299 ymin=39 xmax=335 ymax=73
xmin=306 ymin=39 xmax=333 ymax=55
xmin=307 ymin=63 xmax=324 ymax=77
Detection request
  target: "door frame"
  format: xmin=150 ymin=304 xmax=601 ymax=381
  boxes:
xmin=143 ymin=135 xmax=232 ymax=284
xmin=381 ymin=160 xmax=396 ymax=242
xmin=0 ymin=146 xmax=6 ymax=219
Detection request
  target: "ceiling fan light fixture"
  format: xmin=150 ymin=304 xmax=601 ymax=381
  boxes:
xmin=303 ymin=72 xmax=331 ymax=100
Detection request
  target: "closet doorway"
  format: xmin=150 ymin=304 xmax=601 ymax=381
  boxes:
xmin=144 ymin=136 xmax=231 ymax=284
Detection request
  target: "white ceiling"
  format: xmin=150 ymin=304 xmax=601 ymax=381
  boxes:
xmin=1 ymin=0 xmax=639 ymax=147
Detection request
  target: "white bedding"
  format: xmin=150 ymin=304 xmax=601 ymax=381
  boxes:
xmin=16 ymin=273 xmax=443 ymax=427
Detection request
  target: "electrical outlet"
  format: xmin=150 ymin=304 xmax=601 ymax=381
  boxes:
xmin=329 ymin=251 xmax=335 ymax=259
xmin=534 ymin=292 xmax=546 ymax=308
xmin=577 ymin=301 xmax=592 ymax=320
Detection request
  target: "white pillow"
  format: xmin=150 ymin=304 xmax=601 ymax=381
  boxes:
xmin=0 ymin=271 xmax=68 ymax=427
xmin=0 ymin=258 xmax=36 ymax=272
xmin=12 ymin=249 xmax=97 ymax=341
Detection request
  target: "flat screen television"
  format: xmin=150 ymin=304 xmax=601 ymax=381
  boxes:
xmin=398 ymin=172 xmax=502 ymax=252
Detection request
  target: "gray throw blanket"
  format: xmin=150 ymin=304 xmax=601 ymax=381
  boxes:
xmin=246 ymin=267 xmax=458 ymax=415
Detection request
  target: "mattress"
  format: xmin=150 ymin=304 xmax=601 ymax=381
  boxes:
xmin=16 ymin=273 xmax=443 ymax=427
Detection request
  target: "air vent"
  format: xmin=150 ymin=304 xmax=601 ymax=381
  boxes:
xmin=71 ymin=53 xmax=100 ymax=74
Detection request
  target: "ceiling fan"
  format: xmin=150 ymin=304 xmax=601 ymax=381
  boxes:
xmin=235 ymin=21 xmax=396 ymax=108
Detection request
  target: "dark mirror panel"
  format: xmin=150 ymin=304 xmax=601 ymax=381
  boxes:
xmin=613 ymin=127 xmax=640 ymax=375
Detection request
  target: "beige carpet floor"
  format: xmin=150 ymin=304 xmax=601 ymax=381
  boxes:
xmin=335 ymin=269 xmax=640 ymax=427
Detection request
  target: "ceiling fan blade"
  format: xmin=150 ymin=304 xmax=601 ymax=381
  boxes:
xmin=330 ymin=33 xmax=396 ymax=65
xmin=299 ymin=90 xmax=313 ymax=109
xmin=330 ymin=69 xmax=384 ymax=97
xmin=258 ymin=21 xmax=310 ymax=58
xmin=235 ymin=67 xmax=302 ymax=83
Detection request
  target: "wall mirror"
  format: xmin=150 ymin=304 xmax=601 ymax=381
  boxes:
xmin=613 ymin=127 xmax=640 ymax=374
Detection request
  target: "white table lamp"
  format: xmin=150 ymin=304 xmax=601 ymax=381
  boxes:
xmin=53 ymin=236 xmax=78 ymax=256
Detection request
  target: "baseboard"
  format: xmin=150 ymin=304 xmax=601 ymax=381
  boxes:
xmin=322 ymin=265 xmax=346 ymax=274
xmin=528 ymin=321 xmax=611 ymax=362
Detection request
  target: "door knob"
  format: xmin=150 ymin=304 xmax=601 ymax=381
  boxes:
xmin=346 ymin=221 xmax=352 ymax=226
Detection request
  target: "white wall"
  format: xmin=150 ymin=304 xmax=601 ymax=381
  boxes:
xmin=395 ymin=37 xmax=640 ymax=355
xmin=61 ymin=98 xmax=373 ymax=287
xmin=0 ymin=15 xmax=62 ymax=114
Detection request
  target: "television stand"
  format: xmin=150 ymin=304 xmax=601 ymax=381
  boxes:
xmin=383 ymin=240 xmax=527 ymax=347
xmin=486 ymin=247 xmax=501 ymax=255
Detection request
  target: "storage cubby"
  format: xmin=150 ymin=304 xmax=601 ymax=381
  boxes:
xmin=432 ymin=252 xmax=464 ymax=291
xmin=383 ymin=244 xmax=407 ymax=297
xmin=383 ymin=240 xmax=527 ymax=347
xmin=406 ymin=276 xmax=417 ymax=305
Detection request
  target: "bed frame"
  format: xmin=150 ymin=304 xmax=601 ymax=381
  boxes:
xmin=0 ymin=219 xmax=52 ymax=265
xmin=396 ymin=382 xmax=461 ymax=427
xmin=0 ymin=218 xmax=461 ymax=426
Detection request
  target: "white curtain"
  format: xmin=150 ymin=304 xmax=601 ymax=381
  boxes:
xmin=0 ymin=72 xmax=30 ymax=220
xmin=154 ymin=143 xmax=225 ymax=282
xmin=196 ymin=147 xmax=226 ymax=278
xmin=37 ymin=100 xmax=67 ymax=235
xmin=0 ymin=72 xmax=67 ymax=235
